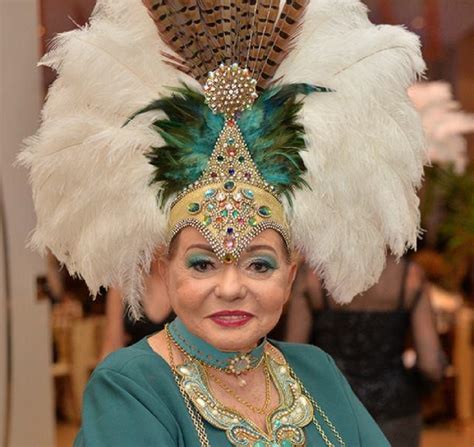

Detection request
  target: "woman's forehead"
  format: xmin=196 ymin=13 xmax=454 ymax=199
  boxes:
xmin=175 ymin=227 xmax=284 ymax=253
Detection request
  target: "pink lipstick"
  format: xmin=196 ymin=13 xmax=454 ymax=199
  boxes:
xmin=209 ymin=310 xmax=253 ymax=328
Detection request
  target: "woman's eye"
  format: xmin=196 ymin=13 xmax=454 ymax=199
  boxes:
xmin=249 ymin=260 xmax=272 ymax=273
xmin=189 ymin=259 xmax=214 ymax=272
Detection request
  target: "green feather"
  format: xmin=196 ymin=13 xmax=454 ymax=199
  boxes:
xmin=127 ymin=82 xmax=332 ymax=207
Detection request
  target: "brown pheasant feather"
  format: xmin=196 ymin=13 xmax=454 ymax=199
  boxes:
xmin=258 ymin=0 xmax=310 ymax=88
xmin=249 ymin=0 xmax=280 ymax=76
xmin=142 ymin=0 xmax=309 ymax=88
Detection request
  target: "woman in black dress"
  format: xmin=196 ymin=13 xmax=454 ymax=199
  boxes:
xmin=286 ymin=256 xmax=447 ymax=447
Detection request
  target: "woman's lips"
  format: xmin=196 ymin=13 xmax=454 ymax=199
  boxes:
xmin=209 ymin=311 xmax=253 ymax=328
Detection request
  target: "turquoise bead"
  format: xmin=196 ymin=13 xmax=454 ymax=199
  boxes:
xmin=281 ymin=440 xmax=293 ymax=447
xmin=253 ymin=442 xmax=265 ymax=447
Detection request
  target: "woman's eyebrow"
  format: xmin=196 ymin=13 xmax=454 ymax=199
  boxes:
xmin=186 ymin=243 xmax=213 ymax=253
xmin=245 ymin=244 xmax=277 ymax=255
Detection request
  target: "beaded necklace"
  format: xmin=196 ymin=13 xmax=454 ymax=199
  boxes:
xmin=168 ymin=317 xmax=266 ymax=382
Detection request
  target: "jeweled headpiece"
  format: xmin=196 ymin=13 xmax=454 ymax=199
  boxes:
xmin=21 ymin=0 xmax=427 ymax=317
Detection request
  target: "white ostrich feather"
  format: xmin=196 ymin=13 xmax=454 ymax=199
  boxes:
xmin=19 ymin=0 xmax=192 ymax=318
xmin=20 ymin=0 xmax=427 ymax=313
xmin=408 ymin=81 xmax=474 ymax=174
xmin=277 ymin=0 xmax=426 ymax=302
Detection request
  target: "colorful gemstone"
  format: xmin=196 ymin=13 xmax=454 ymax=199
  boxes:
xmin=187 ymin=202 xmax=201 ymax=214
xmin=238 ymin=217 xmax=245 ymax=225
xmin=216 ymin=216 xmax=224 ymax=224
xmin=242 ymin=189 xmax=255 ymax=200
xmin=238 ymin=155 xmax=245 ymax=163
xmin=217 ymin=192 xmax=226 ymax=202
xmin=227 ymin=227 xmax=234 ymax=234
xmin=258 ymin=205 xmax=272 ymax=218
xmin=211 ymin=172 xmax=218 ymax=178
xmin=233 ymin=192 xmax=242 ymax=202
xmin=248 ymin=217 xmax=257 ymax=227
xmin=226 ymin=147 xmax=236 ymax=157
xmin=227 ymin=119 xmax=235 ymax=127
xmin=224 ymin=180 xmax=235 ymax=191
xmin=221 ymin=209 xmax=228 ymax=218
xmin=274 ymin=420 xmax=282 ymax=428
xmin=228 ymin=168 xmax=235 ymax=176
xmin=225 ymin=203 xmax=233 ymax=210
xmin=207 ymin=203 xmax=215 ymax=211
xmin=224 ymin=236 xmax=235 ymax=249
xmin=203 ymin=215 xmax=212 ymax=226
xmin=217 ymin=155 xmax=224 ymax=162
xmin=232 ymin=210 xmax=239 ymax=218
xmin=244 ymin=172 xmax=251 ymax=180
xmin=204 ymin=188 xmax=217 ymax=199
xmin=253 ymin=442 xmax=265 ymax=447
xmin=281 ymin=441 xmax=292 ymax=447
xmin=227 ymin=137 xmax=235 ymax=145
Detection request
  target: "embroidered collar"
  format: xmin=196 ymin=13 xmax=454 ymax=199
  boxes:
xmin=168 ymin=317 xmax=266 ymax=374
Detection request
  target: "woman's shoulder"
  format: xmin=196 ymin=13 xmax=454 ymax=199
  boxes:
xmin=271 ymin=340 xmax=332 ymax=371
xmin=95 ymin=337 xmax=168 ymax=378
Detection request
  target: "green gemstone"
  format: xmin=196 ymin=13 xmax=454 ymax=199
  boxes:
xmin=223 ymin=180 xmax=235 ymax=191
xmin=242 ymin=189 xmax=254 ymax=200
xmin=281 ymin=440 xmax=292 ymax=447
xmin=258 ymin=205 xmax=272 ymax=218
xmin=204 ymin=188 xmax=217 ymax=199
xmin=217 ymin=155 xmax=224 ymax=162
xmin=207 ymin=203 xmax=215 ymax=211
xmin=238 ymin=155 xmax=245 ymax=163
xmin=187 ymin=202 xmax=201 ymax=214
xmin=248 ymin=217 xmax=257 ymax=227
xmin=274 ymin=420 xmax=282 ymax=428
xmin=221 ymin=209 xmax=228 ymax=218
xmin=253 ymin=442 xmax=265 ymax=447
xmin=232 ymin=210 xmax=239 ymax=218
xmin=203 ymin=215 xmax=212 ymax=226
xmin=227 ymin=137 xmax=235 ymax=145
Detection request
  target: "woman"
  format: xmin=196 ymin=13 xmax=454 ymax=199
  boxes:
xmin=100 ymin=259 xmax=173 ymax=358
xmin=21 ymin=0 xmax=427 ymax=445
xmin=286 ymin=257 xmax=447 ymax=447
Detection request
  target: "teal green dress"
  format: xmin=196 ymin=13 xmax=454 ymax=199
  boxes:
xmin=74 ymin=338 xmax=389 ymax=446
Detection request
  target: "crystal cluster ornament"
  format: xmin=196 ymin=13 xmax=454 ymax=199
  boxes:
xmin=204 ymin=63 xmax=258 ymax=117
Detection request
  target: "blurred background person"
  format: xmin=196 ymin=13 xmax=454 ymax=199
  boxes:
xmin=286 ymin=256 xmax=447 ymax=447
xmin=101 ymin=259 xmax=173 ymax=359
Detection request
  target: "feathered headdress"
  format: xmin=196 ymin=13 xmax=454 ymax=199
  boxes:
xmin=20 ymin=0 xmax=426 ymax=317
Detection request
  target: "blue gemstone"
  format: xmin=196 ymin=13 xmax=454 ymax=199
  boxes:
xmin=204 ymin=188 xmax=217 ymax=199
xmin=242 ymin=189 xmax=254 ymax=200
xmin=229 ymin=168 xmax=235 ymax=176
xmin=227 ymin=228 xmax=234 ymax=234
xmin=224 ymin=180 xmax=235 ymax=191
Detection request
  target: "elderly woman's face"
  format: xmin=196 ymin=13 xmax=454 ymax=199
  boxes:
xmin=160 ymin=227 xmax=297 ymax=351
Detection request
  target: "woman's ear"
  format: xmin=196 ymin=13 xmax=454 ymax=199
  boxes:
xmin=283 ymin=259 xmax=298 ymax=305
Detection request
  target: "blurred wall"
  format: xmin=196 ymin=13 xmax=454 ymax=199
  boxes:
xmin=0 ymin=0 xmax=55 ymax=445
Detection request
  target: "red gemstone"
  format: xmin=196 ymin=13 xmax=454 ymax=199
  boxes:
xmin=227 ymin=147 xmax=236 ymax=157
xmin=211 ymin=172 xmax=218 ymax=178
xmin=244 ymin=172 xmax=251 ymax=180
xmin=227 ymin=119 xmax=235 ymax=127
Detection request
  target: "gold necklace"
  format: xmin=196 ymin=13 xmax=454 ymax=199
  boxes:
xmin=204 ymin=357 xmax=272 ymax=415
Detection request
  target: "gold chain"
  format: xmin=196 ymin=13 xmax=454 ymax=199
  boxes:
xmin=204 ymin=357 xmax=272 ymax=415
xmin=166 ymin=328 xmax=346 ymax=447
xmin=166 ymin=330 xmax=212 ymax=447
xmin=168 ymin=324 xmax=264 ymax=374
xmin=288 ymin=364 xmax=346 ymax=447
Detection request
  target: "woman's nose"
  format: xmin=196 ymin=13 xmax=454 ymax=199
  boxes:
xmin=214 ymin=264 xmax=245 ymax=301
